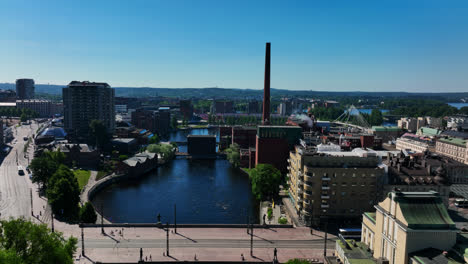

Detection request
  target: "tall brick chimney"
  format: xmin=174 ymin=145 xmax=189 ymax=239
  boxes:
xmin=262 ymin=42 xmax=271 ymax=125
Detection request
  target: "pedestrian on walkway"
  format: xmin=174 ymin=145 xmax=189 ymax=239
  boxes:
xmin=241 ymin=253 xmax=244 ymax=261
xmin=150 ymin=255 xmax=152 ymax=261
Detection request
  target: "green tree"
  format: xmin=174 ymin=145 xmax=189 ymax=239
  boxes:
xmin=147 ymin=143 xmax=175 ymax=160
xmin=225 ymin=143 xmax=240 ymax=168
xmin=369 ymin=109 xmax=383 ymax=126
xmin=89 ymin=119 xmax=109 ymax=150
xmin=79 ymin=202 xmax=97 ymax=223
xmin=20 ymin=113 xmax=27 ymax=122
xmin=0 ymin=248 xmax=23 ymax=264
xmin=29 ymin=151 xmax=65 ymax=189
xmin=171 ymin=116 xmax=178 ymax=129
xmin=149 ymin=134 xmax=159 ymax=144
xmin=118 ymin=154 xmax=129 ymax=161
xmin=46 ymin=165 xmax=80 ymax=218
xmin=249 ymin=164 xmax=282 ymax=200
xmin=0 ymin=218 xmax=77 ymax=264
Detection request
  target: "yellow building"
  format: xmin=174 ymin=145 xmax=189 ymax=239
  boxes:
xmin=288 ymin=145 xmax=385 ymax=226
xmin=362 ymin=191 xmax=462 ymax=264
xmin=435 ymin=137 xmax=468 ymax=165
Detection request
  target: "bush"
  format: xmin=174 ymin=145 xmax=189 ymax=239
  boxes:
xmin=267 ymin=207 xmax=273 ymax=220
xmin=79 ymin=202 xmax=97 ymax=224
xmin=278 ymin=217 xmax=287 ymax=224
xmin=118 ymin=154 xmax=129 ymax=161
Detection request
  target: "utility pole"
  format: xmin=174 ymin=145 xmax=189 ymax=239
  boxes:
xmin=166 ymin=222 xmax=169 ymax=256
xmin=323 ymin=220 xmax=328 ymax=257
xmin=174 ymin=204 xmax=177 ymax=234
xmin=81 ymin=226 xmax=85 ymax=256
xmin=101 ymin=204 xmax=104 ymax=234
xmin=250 ymin=223 xmax=253 ymax=256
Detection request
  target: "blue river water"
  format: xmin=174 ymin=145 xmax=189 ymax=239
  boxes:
xmin=448 ymin=103 xmax=468 ymax=109
xmin=91 ymin=129 xmax=258 ymax=224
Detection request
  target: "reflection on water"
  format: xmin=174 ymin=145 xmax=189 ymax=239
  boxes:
xmin=92 ymin=128 xmax=258 ymax=224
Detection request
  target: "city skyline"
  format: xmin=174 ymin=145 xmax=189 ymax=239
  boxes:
xmin=1 ymin=1 xmax=468 ymax=92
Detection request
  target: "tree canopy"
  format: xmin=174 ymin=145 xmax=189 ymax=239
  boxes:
xmin=249 ymin=164 xmax=282 ymax=200
xmin=29 ymin=151 xmax=65 ymax=188
xmin=79 ymin=202 xmax=97 ymax=224
xmin=369 ymin=109 xmax=383 ymax=126
xmin=0 ymin=218 xmax=77 ymax=264
xmin=46 ymin=165 xmax=80 ymax=218
xmin=149 ymin=134 xmax=160 ymax=144
xmin=225 ymin=143 xmax=240 ymax=168
xmin=89 ymin=119 xmax=109 ymax=149
xmin=147 ymin=143 xmax=175 ymax=160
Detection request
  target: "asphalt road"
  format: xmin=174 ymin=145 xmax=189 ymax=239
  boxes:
xmin=0 ymin=122 xmax=37 ymax=220
xmin=81 ymin=238 xmax=336 ymax=249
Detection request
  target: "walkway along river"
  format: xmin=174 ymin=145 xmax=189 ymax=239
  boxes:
xmin=91 ymin=128 xmax=259 ymax=224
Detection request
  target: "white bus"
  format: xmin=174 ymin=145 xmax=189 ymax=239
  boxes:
xmin=454 ymin=198 xmax=468 ymax=208
xmin=18 ymin=166 xmax=25 ymax=176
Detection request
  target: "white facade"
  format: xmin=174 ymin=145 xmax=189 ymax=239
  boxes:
xmin=395 ymin=137 xmax=429 ymax=153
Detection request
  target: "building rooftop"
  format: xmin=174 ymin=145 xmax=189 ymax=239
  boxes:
xmin=419 ymin=127 xmax=442 ymax=137
xmin=392 ymin=191 xmax=456 ymax=230
xmin=0 ymin=102 xmax=16 ymax=107
xmin=441 ymin=131 xmax=468 ymax=140
xmin=40 ymin=127 xmax=67 ymax=138
xmin=337 ymin=240 xmax=376 ymax=264
xmin=372 ymin=126 xmax=401 ymax=132
xmin=56 ymin=144 xmax=95 ymax=153
xmin=385 ymin=153 xmax=450 ymax=186
xmin=438 ymin=137 xmax=467 ymax=148
xmin=187 ymin=135 xmax=216 ymax=138
xmin=111 ymin=138 xmax=137 ymax=144
xmin=68 ymin=81 xmax=110 ymax=87
xmin=16 ymin=99 xmax=51 ymax=103
xmin=363 ymin=212 xmax=376 ymax=224
xmin=123 ymin=152 xmax=156 ymax=167
xmin=410 ymin=248 xmax=465 ymax=264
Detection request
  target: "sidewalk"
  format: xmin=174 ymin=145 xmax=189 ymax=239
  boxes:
xmin=73 ymin=226 xmax=335 ymax=263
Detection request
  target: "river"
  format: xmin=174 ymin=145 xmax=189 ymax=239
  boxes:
xmin=91 ymin=128 xmax=258 ymax=224
xmin=448 ymin=102 xmax=468 ymax=109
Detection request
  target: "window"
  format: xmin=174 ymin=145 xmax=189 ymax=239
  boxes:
xmin=383 ymin=216 xmax=388 ymax=235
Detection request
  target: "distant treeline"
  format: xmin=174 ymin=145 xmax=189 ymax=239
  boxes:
xmin=0 ymin=83 xmax=467 ymax=102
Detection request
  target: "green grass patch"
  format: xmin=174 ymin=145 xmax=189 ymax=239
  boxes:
xmin=74 ymin=170 xmax=91 ymax=191
xmin=96 ymin=171 xmax=108 ymax=181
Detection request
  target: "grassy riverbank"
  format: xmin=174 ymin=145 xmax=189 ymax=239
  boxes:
xmin=74 ymin=169 xmax=91 ymax=191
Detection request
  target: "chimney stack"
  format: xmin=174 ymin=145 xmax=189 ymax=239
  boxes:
xmin=262 ymin=42 xmax=271 ymax=125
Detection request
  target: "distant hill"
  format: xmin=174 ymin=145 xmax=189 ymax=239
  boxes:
xmin=0 ymin=83 xmax=467 ymax=101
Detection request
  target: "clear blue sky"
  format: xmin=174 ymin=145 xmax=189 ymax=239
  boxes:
xmin=1 ymin=0 xmax=468 ymax=92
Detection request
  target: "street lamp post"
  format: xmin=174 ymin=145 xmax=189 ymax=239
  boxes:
xmin=166 ymin=222 xmax=170 ymax=256
xmin=81 ymin=226 xmax=85 ymax=256
xmin=250 ymin=223 xmax=253 ymax=256
xmin=323 ymin=219 xmax=328 ymax=257
xmin=101 ymin=204 xmax=104 ymax=235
